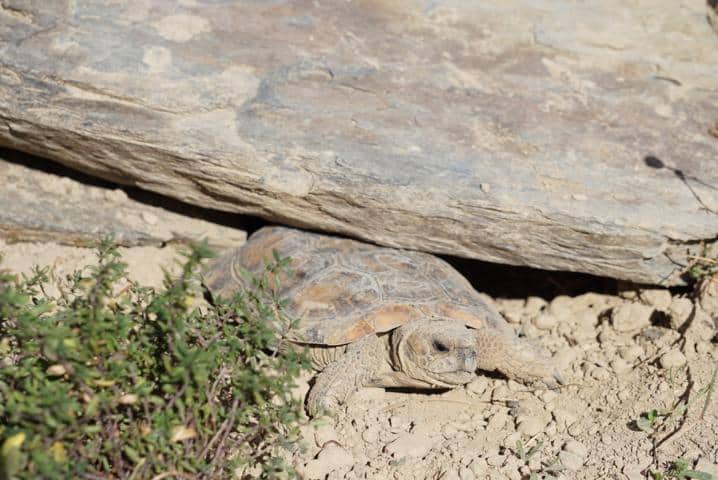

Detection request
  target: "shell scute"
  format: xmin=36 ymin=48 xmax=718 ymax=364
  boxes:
xmin=204 ymin=226 xmax=495 ymax=345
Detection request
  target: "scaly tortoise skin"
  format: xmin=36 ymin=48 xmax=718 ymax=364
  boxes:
xmin=204 ymin=226 xmax=561 ymax=416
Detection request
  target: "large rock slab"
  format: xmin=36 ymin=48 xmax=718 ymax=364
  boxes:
xmin=0 ymin=0 xmax=717 ymax=285
xmin=0 ymin=150 xmax=247 ymax=248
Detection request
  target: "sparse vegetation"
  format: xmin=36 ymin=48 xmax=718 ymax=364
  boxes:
xmin=636 ymin=409 xmax=660 ymax=432
xmin=635 ymin=365 xmax=718 ymax=434
xmin=635 ymin=366 xmax=717 ymax=480
xmin=513 ymin=439 xmax=564 ymax=480
xmin=685 ymin=244 xmax=718 ymax=281
xmin=651 ymin=458 xmax=712 ymax=480
xmin=0 ymin=239 xmax=310 ymax=479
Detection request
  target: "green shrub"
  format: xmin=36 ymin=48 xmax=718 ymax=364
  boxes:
xmin=0 ymin=239 xmax=310 ymax=479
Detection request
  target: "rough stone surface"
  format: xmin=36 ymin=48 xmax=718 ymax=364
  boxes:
xmin=0 ymin=150 xmax=247 ymax=248
xmin=1 ymin=1 xmax=717 ymax=285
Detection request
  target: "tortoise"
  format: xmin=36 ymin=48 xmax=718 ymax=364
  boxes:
xmin=203 ymin=226 xmax=562 ymax=416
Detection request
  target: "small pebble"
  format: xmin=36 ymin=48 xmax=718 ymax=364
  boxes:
xmin=313 ymin=423 xmax=340 ymax=447
xmin=639 ymin=326 xmax=667 ymax=342
xmin=534 ymin=313 xmax=557 ymax=330
xmin=486 ymin=411 xmax=509 ymax=431
xmin=694 ymin=308 xmax=717 ymax=341
xmin=539 ymin=389 xmax=559 ymax=403
xmin=696 ymin=341 xmax=713 ymax=355
xmin=639 ymin=289 xmax=672 ymax=311
xmin=442 ymin=424 xmax=459 ymax=438
xmin=697 ymin=276 xmax=718 ymax=315
xmin=570 ymin=325 xmax=597 ymax=343
xmin=619 ymin=345 xmax=643 ymax=362
xmin=302 ymin=444 xmax=354 ymax=479
xmin=468 ymin=458 xmax=489 ymax=476
xmin=524 ymin=296 xmax=548 ymax=316
xmin=549 ymin=295 xmax=575 ymax=314
xmin=388 ymin=415 xmax=410 ymax=432
xmin=623 ymin=463 xmax=649 ymax=480
xmin=577 ymin=309 xmax=600 ymax=326
xmin=619 ymin=289 xmax=639 ymax=300
xmin=385 ymin=432 xmax=436 ymax=458
xmin=485 ymin=454 xmax=505 ymax=467
xmin=610 ymin=358 xmax=632 ymax=374
xmin=659 ymin=349 xmax=687 ymax=369
xmin=558 ymin=450 xmax=584 ymax=471
xmin=563 ymin=439 xmax=587 ymax=458
xmin=617 ymin=389 xmax=632 ymax=401
xmin=491 ymin=385 xmax=511 ymax=400
xmin=612 ymin=303 xmax=654 ymax=332
xmin=554 ymin=347 xmax=579 ymax=370
xmin=104 ymin=189 xmax=128 ymax=203
xmin=466 ymin=376 xmax=489 ymax=396
xmin=552 ymin=409 xmax=577 ymax=430
xmin=361 ymin=425 xmax=379 ymax=443
xmin=590 ymin=366 xmax=611 ymax=381
xmin=506 ymin=379 xmax=523 ymax=392
xmin=567 ymin=421 xmax=583 ymax=437
xmin=502 ymin=310 xmax=522 ymax=324
xmin=516 ymin=414 xmax=546 ymax=436
xmin=459 ymin=466 xmax=476 ymax=480
xmin=668 ymin=297 xmax=694 ymax=329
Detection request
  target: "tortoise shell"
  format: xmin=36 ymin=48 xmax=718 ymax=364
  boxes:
xmin=203 ymin=226 xmax=510 ymax=346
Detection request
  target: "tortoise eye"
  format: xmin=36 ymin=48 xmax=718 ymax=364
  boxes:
xmin=433 ymin=340 xmax=449 ymax=352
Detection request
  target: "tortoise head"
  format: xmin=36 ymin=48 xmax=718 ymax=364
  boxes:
xmin=390 ymin=318 xmax=477 ymax=387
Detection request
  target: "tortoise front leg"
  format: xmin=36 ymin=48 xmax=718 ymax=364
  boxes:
xmin=306 ymin=334 xmax=386 ymax=416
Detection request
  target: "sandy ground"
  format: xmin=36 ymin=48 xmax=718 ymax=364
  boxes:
xmin=289 ymin=290 xmax=718 ymax=480
xmin=2 ymin=237 xmax=716 ymax=480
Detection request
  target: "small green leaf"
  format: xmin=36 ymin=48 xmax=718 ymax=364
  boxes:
xmin=683 ymin=470 xmax=713 ymax=480
xmin=515 ymin=440 xmax=525 ymax=461
xmin=123 ymin=446 xmax=143 ymax=465
xmin=637 ymin=409 xmax=659 ymax=431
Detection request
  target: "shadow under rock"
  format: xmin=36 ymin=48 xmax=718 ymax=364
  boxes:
xmin=0 ymin=148 xmax=689 ymax=301
xmin=0 ymin=147 xmax=268 ymax=235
